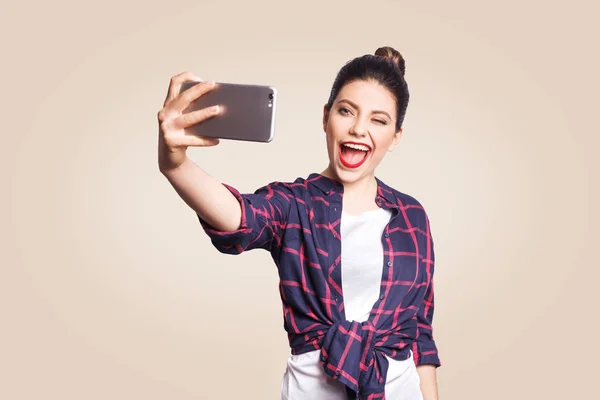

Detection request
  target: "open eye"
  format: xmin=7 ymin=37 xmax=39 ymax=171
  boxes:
xmin=338 ymin=107 xmax=352 ymax=115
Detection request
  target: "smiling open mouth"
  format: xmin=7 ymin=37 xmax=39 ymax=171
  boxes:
xmin=339 ymin=142 xmax=372 ymax=169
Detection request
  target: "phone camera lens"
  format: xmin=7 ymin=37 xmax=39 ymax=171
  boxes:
xmin=268 ymin=93 xmax=274 ymax=100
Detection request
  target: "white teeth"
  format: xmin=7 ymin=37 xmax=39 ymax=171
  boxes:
xmin=342 ymin=143 xmax=370 ymax=151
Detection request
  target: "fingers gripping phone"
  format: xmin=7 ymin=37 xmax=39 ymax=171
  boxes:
xmin=179 ymin=81 xmax=277 ymax=143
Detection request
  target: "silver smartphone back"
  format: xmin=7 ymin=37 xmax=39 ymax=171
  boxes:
xmin=179 ymin=81 xmax=277 ymax=143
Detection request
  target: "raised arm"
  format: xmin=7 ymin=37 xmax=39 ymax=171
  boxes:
xmin=157 ymin=72 xmax=242 ymax=232
xmin=157 ymin=72 xmax=292 ymax=253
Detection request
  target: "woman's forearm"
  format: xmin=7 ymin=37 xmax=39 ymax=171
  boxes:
xmin=161 ymin=156 xmax=242 ymax=232
xmin=416 ymin=365 xmax=439 ymax=400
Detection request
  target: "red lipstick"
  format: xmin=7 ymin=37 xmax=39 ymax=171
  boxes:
xmin=338 ymin=141 xmax=372 ymax=169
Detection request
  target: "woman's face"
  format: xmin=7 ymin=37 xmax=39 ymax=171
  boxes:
xmin=323 ymin=79 xmax=402 ymax=185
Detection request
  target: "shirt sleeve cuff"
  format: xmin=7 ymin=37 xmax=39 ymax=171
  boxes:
xmin=412 ymin=341 xmax=442 ymax=367
xmin=197 ymin=183 xmax=256 ymax=252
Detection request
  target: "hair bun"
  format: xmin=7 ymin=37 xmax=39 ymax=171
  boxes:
xmin=375 ymin=46 xmax=406 ymax=75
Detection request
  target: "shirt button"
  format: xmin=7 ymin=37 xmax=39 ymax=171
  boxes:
xmin=387 ymin=261 xmax=393 ymax=267
xmin=335 ymin=370 xmax=341 ymax=376
xmin=321 ymin=355 xmax=327 ymax=362
xmin=335 ymin=296 xmax=339 ymax=302
xmin=380 ymin=294 xmax=384 ymax=300
xmin=384 ymin=233 xmax=389 ymax=238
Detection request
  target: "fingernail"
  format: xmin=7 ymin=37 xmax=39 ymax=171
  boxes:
xmin=212 ymin=105 xmax=220 ymax=113
xmin=194 ymin=76 xmax=202 ymax=81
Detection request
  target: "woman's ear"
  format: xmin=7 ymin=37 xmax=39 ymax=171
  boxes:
xmin=322 ymin=104 xmax=329 ymax=131
xmin=388 ymin=128 xmax=403 ymax=152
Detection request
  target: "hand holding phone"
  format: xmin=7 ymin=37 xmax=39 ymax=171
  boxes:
xmin=157 ymin=72 xmax=224 ymax=171
xmin=179 ymin=81 xmax=277 ymax=143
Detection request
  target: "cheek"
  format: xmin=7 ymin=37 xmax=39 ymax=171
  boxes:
xmin=370 ymin=147 xmax=388 ymax=163
xmin=325 ymin=121 xmax=343 ymax=143
xmin=370 ymin=134 xmax=395 ymax=160
xmin=373 ymin=132 xmax=395 ymax=151
xmin=324 ymin=128 xmax=337 ymax=154
xmin=328 ymin=114 xmax=351 ymax=135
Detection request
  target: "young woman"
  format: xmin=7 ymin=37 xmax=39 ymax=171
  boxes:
xmin=157 ymin=46 xmax=441 ymax=400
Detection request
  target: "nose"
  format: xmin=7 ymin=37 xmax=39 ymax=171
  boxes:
xmin=350 ymin=118 xmax=368 ymax=137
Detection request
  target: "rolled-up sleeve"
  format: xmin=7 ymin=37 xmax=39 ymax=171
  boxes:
xmin=413 ymin=210 xmax=442 ymax=367
xmin=198 ymin=181 xmax=292 ymax=254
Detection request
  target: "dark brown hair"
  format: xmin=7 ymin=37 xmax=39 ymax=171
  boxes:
xmin=325 ymin=46 xmax=409 ymax=131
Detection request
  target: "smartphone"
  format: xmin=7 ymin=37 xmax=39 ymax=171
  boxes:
xmin=179 ymin=81 xmax=277 ymax=143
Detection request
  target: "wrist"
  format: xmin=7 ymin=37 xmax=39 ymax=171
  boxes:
xmin=159 ymin=153 xmax=188 ymax=175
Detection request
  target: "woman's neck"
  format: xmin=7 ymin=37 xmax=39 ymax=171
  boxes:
xmin=321 ymin=169 xmax=380 ymax=215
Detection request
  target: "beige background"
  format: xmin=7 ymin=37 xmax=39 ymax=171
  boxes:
xmin=1 ymin=0 xmax=598 ymax=399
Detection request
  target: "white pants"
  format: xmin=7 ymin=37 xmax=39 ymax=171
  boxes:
xmin=280 ymin=350 xmax=423 ymax=400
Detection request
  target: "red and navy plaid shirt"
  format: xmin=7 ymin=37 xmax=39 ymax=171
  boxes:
xmin=198 ymin=173 xmax=440 ymax=400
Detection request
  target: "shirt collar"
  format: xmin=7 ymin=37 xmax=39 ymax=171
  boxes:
xmin=306 ymin=173 xmax=399 ymax=209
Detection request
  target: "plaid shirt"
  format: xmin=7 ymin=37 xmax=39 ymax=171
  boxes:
xmin=199 ymin=173 xmax=440 ymax=400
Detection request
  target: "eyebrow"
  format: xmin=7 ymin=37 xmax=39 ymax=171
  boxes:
xmin=337 ymin=99 xmax=392 ymax=120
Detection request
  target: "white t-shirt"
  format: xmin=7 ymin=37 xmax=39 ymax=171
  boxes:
xmin=280 ymin=208 xmax=423 ymax=400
